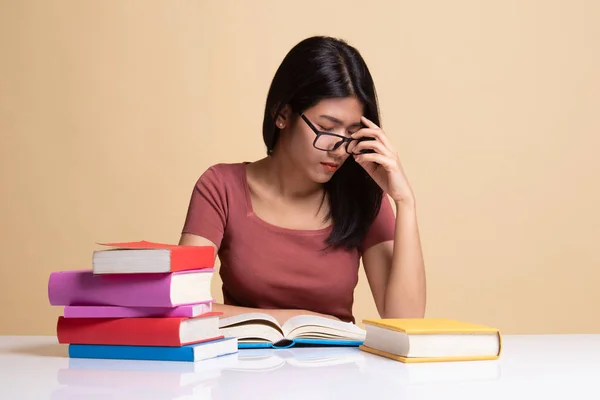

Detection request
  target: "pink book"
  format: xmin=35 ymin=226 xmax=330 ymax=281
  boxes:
xmin=63 ymin=301 xmax=214 ymax=318
xmin=48 ymin=269 xmax=214 ymax=308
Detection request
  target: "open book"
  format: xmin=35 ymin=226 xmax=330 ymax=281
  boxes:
xmin=218 ymin=313 xmax=366 ymax=349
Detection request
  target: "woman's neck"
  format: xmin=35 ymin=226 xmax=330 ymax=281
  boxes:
xmin=255 ymin=154 xmax=323 ymax=201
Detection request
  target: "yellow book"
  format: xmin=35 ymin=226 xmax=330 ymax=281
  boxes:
xmin=360 ymin=318 xmax=502 ymax=363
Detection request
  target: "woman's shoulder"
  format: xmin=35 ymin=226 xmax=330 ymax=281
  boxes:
xmin=201 ymin=161 xmax=246 ymax=177
xmin=182 ymin=162 xmax=249 ymax=245
xmin=192 ymin=161 xmax=248 ymax=195
xmin=196 ymin=162 xmax=246 ymax=183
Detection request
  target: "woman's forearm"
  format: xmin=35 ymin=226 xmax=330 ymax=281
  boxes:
xmin=383 ymin=202 xmax=427 ymax=317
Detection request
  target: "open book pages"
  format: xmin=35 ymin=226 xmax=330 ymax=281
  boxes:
xmin=218 ymin=313 xmax=366 ymax=346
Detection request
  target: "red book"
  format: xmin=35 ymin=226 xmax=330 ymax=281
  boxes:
xmin=56 ymin=312 xmax=223 ymax=347
xmin=92 ymin=240 xmax=214 ymax=274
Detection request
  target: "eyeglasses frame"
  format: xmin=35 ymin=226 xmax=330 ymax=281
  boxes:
xmin=299 ymin=113 xmax=374 ymax=154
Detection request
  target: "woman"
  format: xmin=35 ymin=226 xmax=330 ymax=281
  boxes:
xmin=179 ymin=36 xmax=426 ymax=325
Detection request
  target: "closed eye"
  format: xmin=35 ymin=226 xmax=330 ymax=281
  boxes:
xmin=320 ymin=126 xmax=336 ymax=132
xmin=318 ymin=126 xmax=356 ymax=138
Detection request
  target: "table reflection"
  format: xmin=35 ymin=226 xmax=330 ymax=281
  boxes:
xmin=49 ymin=346 xmax=501 ymax=400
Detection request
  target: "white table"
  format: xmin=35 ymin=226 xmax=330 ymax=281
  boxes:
xmin=1 ymin=335 xmax=599 ymax=399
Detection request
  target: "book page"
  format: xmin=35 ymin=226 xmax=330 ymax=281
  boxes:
xmin=218 ymin=313 xmax=285 ymax=344
xmin=220 ymin=325 xmax=284 ymax=344
xmin=281 ymin=315 xmax=366 ymax=340
xmin=218 ymin=312 xmax=282 ymax=331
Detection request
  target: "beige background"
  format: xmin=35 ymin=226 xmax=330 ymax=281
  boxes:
xmin=1 ymin=1 xmax=599 ymax=335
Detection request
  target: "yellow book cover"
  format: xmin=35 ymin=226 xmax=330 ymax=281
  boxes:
xmin=360 ymin=318 xmax=502 ymax=363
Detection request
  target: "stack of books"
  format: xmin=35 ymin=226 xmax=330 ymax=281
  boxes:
xmin=359 ymin=318 xmax=502 ymax=363
xmin=48 ymin=240 xmax=238 ymax=362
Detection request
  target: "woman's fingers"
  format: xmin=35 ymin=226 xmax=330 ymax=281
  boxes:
xmin=352 ymin=116 xmax=395 ymax=151
xmin=354 ymin=152 xmax=396 ymax=169
xmin=349 ymin=137 xmax=391 ymax=156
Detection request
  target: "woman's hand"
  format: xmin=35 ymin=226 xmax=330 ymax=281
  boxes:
xmin=350 ymin=116 xmax=415 ymax=206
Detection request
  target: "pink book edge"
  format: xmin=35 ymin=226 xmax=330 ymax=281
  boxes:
xmin=90 ymin=268 xmax=216 ymax=276
xmin=63 ymin=300 xmax=215 ymax=318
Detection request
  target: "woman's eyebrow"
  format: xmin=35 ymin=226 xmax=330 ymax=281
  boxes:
xmin=319 ymin=115 xmax=362 ymax=127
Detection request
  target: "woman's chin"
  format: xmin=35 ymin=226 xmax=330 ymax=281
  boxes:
xmin=310 ymin=167 xmax=337 ymax=183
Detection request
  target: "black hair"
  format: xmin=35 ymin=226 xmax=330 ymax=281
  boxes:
xmin=262 ymin=36 xmax=384 ymax=251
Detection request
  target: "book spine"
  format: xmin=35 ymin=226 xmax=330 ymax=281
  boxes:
xmin=68 ymin=343 xmax=195 ymax=361
xmin=48 ymin=271 xmax=174 ymax=307
xmin=170 ymin=246 xmax=215 ymax=272
xmin=67 ymin=337 xmax=237 ymax=362
xmin=57 ymin=316 xmax=184 ymax=346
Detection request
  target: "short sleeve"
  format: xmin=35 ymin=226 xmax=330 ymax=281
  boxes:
xmin=181 ymin=166 xmax=228 ymax=248
xmin=358 ymin=195 xmax=396 ymax=254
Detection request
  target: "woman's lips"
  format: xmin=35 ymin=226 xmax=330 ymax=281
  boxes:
xmin=320 ymin=162 xmax=339 ymax=172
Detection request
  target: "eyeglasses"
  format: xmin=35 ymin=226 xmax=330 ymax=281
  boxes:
xmin=300 ymin=113 xmax=372 ymax=155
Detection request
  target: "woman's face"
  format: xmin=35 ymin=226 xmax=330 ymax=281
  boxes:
xmin=278 ymin=96 xmax=364 ymax=183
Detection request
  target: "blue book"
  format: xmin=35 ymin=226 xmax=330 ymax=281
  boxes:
xmin=69 ymin=337 xmax=238 ymax=362
xmin=218 ymin=313 xmax=366 ymax=349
